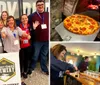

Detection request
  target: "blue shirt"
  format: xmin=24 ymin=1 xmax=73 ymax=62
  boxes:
xmin=51 ymin=53 xmax=75 ymax=80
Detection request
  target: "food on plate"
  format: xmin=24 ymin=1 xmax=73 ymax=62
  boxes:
xmin=63 ymin=14 xmax=99 ymax=35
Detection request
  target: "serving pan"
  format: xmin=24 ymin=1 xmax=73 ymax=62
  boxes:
xmin=55 ymin=22 xmax=100 ymax=41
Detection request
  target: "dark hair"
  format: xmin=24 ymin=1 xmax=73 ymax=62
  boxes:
xmin=84 ymin=56 xmax=89 ymax=60
xmin=36 ymin=0 xmax=44 ymax=5
xmin=7 ymin=16 xmax=16 ymax=27
xmin=51 ymin=44 xmax=67 ymax=58
xmin=1 ymin=11 xmax=9 ymax=20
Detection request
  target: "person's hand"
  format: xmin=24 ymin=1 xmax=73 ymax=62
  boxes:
xmin=1 ymin=32 xmax=7 ymax=38
xmin=87 ymin=4 xmax=98 ymax=10
xmin=73 ymin=65 xmax=78 ymax=71
xmin=27 ymin=35 xmax=31 ymax=40
xmin=22 ymin=31 xmax=28 ymax=37
xmin=65 ymin=70 xmax=70 ymax=74
xmin=33 ymin=21 xmax=40 ymax=30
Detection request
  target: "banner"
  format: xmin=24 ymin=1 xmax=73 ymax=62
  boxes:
xmin=0 ymin=0 xmax=49 ymax=18
xmin=0 ymin=52 xmax=21 ymax=85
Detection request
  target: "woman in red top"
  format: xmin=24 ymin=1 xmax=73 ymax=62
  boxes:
xmin=19 ymin=14 xmax=31 ymax=78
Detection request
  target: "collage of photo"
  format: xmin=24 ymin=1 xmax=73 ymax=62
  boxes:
xmin=0 ymin=0 xmax=100 ymax=85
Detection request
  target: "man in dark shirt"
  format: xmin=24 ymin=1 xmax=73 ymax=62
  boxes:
xmin=30 ymin=0 xmax=49 ymax=75
xmin=78 ymin=56 xmax=89 ymax=72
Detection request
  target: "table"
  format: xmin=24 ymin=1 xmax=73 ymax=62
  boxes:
xmin=64 ymin=73 xmax=100 ymax=85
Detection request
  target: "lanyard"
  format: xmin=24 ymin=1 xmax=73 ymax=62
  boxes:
xmin=13 ymin=32 xmax=16 ymax=38
xmin=36 ymin=11 xmax=44 ymax=24
xmin=22 ymin=24 xmax=29 ymax=33
xmin=9 ymin=27 xmax=16 ymax=38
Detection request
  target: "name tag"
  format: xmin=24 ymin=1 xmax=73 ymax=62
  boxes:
xmin=23 ymin=39 xmax=28 ymax=44
xmin=41 ymin=24 xmax=47 ymax=29
xmin=14 ymin=40 xmax=19 ymax=45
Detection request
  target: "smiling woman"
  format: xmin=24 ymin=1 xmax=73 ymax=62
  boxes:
xmin=51 ymin=44 xmax=67 ymax=60
xmin=50 ymin=43 xmax=100 ymax=85
xmin=50 ymin=44 xmax=77 ymax=85
xmin=1 ymin=11 xmax=8 ymax=26
xmin=1 ymin=16 xmax=28 ymax=53
xmin=0 ymin=0 xmax=49 ymax=85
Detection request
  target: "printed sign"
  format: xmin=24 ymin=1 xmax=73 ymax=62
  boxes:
xmin=0 ymin=0 xmax=49 ymax=18
xmin=0 ymin=52 xmax=21 ymax=85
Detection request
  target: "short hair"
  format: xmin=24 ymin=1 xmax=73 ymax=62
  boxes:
xmin=36 ymin=0 xmax=44 ymax=5
xmin=84 ymin=56 xmax=89 ymax=60
xmin=51 ymin=44 xmax=67 ymax=58
xmin=7 ymin=16 xmax=16 ymax=27
xmin=1 ymin=11 xmax=9 ymax=20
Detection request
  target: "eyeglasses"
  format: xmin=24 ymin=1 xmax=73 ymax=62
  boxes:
xmin=37 ymin=4 xmax=44 ymax=6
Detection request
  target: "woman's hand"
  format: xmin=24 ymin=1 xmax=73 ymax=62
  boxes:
xmin=27 ymin=35 xmax=31 ymax=40
xmin=65 ymin=70 xmax=70 ymax=74
xmin=22 ymin=31 xmax=28 ymax=37
xmin=33 ymin=21 xmax=40 ymax=30
xmin=1 ymin=32 xmax=7 ymax=38
xmin=22 ymin=32 xmax=31 ymax=40
xmin=73 ymin=65 xmax=78 ymax=71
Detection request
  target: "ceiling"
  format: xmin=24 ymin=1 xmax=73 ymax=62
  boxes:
xmin=50 ymin=42 xmax=100 ymax=56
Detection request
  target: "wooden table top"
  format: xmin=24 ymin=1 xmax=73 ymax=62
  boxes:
xmin=80 ymin=73 xmax=100 ymax=82
xmin=65 ymin=72 xmax=100 ymax=85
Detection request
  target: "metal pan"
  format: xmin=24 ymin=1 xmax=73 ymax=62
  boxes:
xmin=55 ymin=22 xmax=100 ymax=41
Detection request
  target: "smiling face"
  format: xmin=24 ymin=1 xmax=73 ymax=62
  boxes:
xmin=21 ymin=15 xmax=28 ymax=25
xmin=58 ymin=50 xmax=66 ymax=60
xmin=7 ymin=17 xmax=15 ymax=28
xmin=1 ymin=12 xmax=8 ymax=21
xmin=36 ymin=2 xmax=44 ymax=13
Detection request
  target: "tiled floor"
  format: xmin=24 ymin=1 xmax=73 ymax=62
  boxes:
xmin=22 ymin=63 xmax=49 ymax=85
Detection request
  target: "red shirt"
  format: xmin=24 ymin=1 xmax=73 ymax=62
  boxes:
xmin=20 ymin=24 xmax=30 ymax=48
